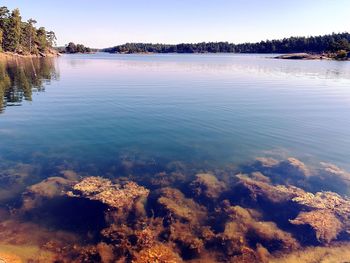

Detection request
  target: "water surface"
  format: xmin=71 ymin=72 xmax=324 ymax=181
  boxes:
xmin=1 ymin=53 xmax=350 ymax=170
xmin=1 ymin=53 xmax=350 ymax=262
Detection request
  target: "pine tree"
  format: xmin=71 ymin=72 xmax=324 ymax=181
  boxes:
xmin=36 ymin=27 xmax=47 ymax=52
xmin=46 ymin=31 xmax=56 ymax=47
xmin=0 ymin=29 xmax=3 ymax=51
xmin=3 ymin=8 xmax=21 ymax=52
xmin=0 ymin=6 xmax=56 ymax=54
xmin=21 ymin=19 xmax=37 ymax=53
xmin=0 ymin=6 xmax=9 ymax=51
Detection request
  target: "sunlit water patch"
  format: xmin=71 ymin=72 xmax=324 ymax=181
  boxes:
xmin=0 ymin=54 xmax=350 ymax=262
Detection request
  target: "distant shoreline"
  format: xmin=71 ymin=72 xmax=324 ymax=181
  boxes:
xmin=101 ymin=32 xmax=350 ymax=59
xmin=94 ymin=51 xmax=350 ymax=61
xmin=89 ymin=51 xmax=350 ymax=61
xmin=2 ymin=50 xmax=349 ymax=62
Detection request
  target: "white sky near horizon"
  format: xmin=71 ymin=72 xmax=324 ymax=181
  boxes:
xmin=1 ymin=0 xmax=350 ymax=48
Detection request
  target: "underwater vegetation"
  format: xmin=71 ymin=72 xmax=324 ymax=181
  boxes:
xmin=0 ymin=156 xmax=350 ymax=262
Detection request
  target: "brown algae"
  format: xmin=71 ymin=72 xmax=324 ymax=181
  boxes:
xmin=0 ymin=157 xmax=349 ymax=262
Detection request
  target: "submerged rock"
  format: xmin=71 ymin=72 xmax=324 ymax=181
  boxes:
xmin=252 ymin=157 xmax=350 ymax=194
xmin=133 ymin=243 xmax=183 ymax=263
xmin=149 ymin=171 xmax=187 ymax=188
xmin=0 ymin=243 xmax=55 ymax=263
xmin=219 ymin=204 xmax=299 ymax=254
xmin=316 ymin=162 xmax=350 ymax=194
xmin=229 ymin=245 xmax=270 ymax=263
xmin=60 ymin=169 xmax=80 ymax=181
xmin=236 ymin=173 xmax=350 ymax=244
xmin=252 ymin=157 xmax=310 ymax=185
xmin=0 ymin=163 xmax=37 ymax=202
xmin=155 ymin=187 xmax=207 ymax=224
xmin=320 ymin=162 xmax=350 ymax=180
xmin=290 ymin=210 xmax=343 ymax=243
xmin=96 ymin=242 xmax=115 ymax=263
xmin=279 ymin=158 xmax=311 ymax=178
xmin=100 ymin=217 xmax=166 ymax=261
xmin=21 ymin=176 xmax=74 ymax=211
xmin=168 ymin=221 xmax=205 ymax=258
xmin=151 ymin=187 xmax=216 ymax=260
xmin=270 ymin=242 xmax=350 ymax=263
xmin=290 ymin=191 xmax=350 ymax=243
xmin=0 ymin=252 xmax=22 ymax=263
xmin=70 ymin=177 xmax=112 ymax=195
xmin=67 ymin=177 xmax=150 ymax=210
xmin=291 ymin=191 xmax=350 ymax=219
xmin=190 ymin=173 xmax=227 ymax=201
xmin=255 ymin=157 xmax=279 ymax=168
xmin=27 ymin=177 xmax=72 ymax=198
xmin=0 ymin=164 xmax=35 ymax=187
xmin=236 ymin=174 xmax=304 ymax=203
xmin=250 ymin=172 xmax=271 ymax=183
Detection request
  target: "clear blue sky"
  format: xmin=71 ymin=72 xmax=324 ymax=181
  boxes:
xmin=2 ymin=0 xmax=349 ymax=48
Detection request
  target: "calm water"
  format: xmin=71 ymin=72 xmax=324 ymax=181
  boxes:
xmin=1 ymin=53 xmax=350 ymax=170
xmin=1 ymin=53 xmax=350 ymax=261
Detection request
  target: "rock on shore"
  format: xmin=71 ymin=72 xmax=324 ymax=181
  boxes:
xmin=275 ymin=53 xmax=328 ymax=60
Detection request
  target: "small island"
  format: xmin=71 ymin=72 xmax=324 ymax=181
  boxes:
xmin=56 ymin=42 xmax=96 ymax=54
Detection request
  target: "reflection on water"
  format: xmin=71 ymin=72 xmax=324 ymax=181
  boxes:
xmin=64 ymin=53 xmax=350 ymax=80
xmin=0 ymin=57 xmax=58 ymax=113
xmin=0 ymin=54 xmax=350 ymax=262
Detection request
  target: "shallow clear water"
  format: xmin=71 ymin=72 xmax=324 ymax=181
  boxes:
xmin=1 ymin=53 xmax=350 ymax=261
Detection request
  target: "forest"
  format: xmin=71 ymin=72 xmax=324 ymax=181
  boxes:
xmin=0 ymin=6 xmax=56 ymax=55
xmin=103 ymin=32 xmax=350 ymax=55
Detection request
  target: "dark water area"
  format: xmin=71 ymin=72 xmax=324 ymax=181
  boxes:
xmin=0 ymin=53 xmax=350 ymax=262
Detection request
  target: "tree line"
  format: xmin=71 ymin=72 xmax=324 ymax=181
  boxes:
xmin=0 ymin=6 xmax=56 ymax=55
xmin=103 ymin=33 xmax=350 ymax=54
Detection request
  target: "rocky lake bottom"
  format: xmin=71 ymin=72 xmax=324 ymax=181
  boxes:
xmin=1 ymin=155 xmax=350 ymax=262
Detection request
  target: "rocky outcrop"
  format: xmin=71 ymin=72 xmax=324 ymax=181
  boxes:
xmin=275 ymin=53 xmax=329 ymax=60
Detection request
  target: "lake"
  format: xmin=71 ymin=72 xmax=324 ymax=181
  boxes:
xmin=0 ymin=53 xmax=350 ymax=262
